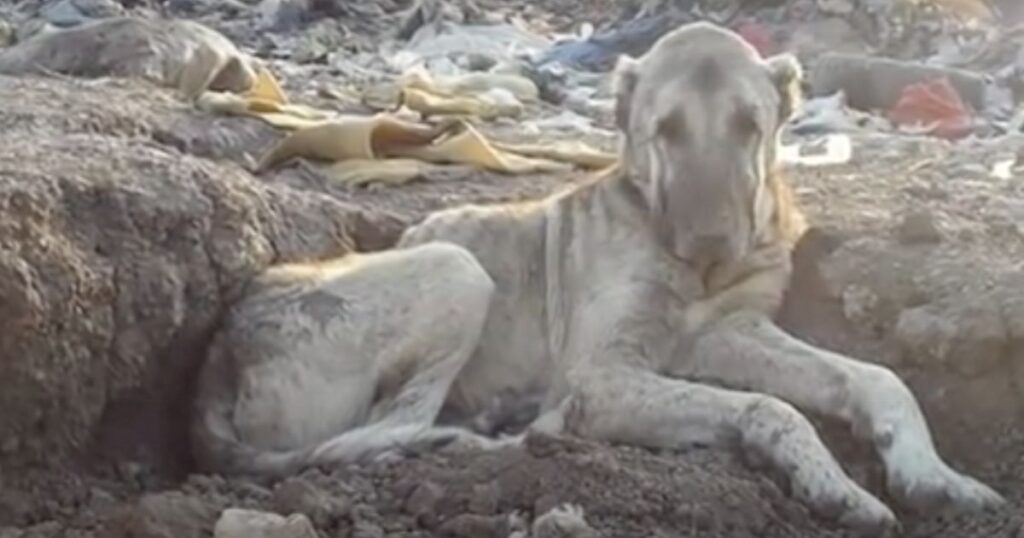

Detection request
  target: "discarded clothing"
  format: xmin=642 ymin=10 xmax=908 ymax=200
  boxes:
xmin=888 ymin=77 xmax=974 ymax=140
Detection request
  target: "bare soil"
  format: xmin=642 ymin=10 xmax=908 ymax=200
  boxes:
xmin=0 ymin=72 xmax=1022 ymax=537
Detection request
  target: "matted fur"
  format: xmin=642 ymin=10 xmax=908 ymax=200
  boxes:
xmin=191 ymin=22 xmax=1003 ymax=536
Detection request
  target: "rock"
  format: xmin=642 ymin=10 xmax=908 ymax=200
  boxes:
xmin=271 ymin=477 xmax=348 ymax=528
xmin=896 ymin=210 xmax=943 ymax=244
xmin=292 ymin=20 xmax=349 ymax=64
xmin=895 ymin=293 xmax=1008 ymax=376
xmin=0 ymin=19 xmax=12 ymax=47
xmin=351 ymin=521 xmax=384 ymax=538
xmin=0 ymin=74 xmax=398 ymax=487
xmin=17 ymin=521 xmax=61 ymax=537
xmin=532 ymin=504 xmax=600 ymax=538
xmin=786 ymin=18 xmax=867 ymax=64
xmin=467 ymin=483 xmax=500 ymax=515
xmin=461 ymin=52 xmax=498 ymax=71
xmin=70 ymin=0 xmax=125 ymax=18
xmin=403 ymin=481 xmax=443 ymax=526
xmin=816 ymin=0 xmax=854 ymax=15
xmin=40 ymin=0 xmax=92 ymax=27
xmin=840 ymin=284 xmax=881 ymax=327
xmin=107 ymin=492 xmax=217 ymax=538
xmin=437 ymin=514 xmax=512 ymax=538
xmin=213 ymin=508 xmax=317 ymax=538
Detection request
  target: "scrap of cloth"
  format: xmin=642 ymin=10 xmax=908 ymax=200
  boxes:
xmin=198 ymin=65 xmax=617 ymax=185
xmin=887 ymin=77 xmax=974 ymax=140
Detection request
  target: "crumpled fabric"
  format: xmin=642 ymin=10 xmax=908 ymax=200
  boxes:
xmin=395 ymin=68 xmax=539 ymax=120
xmin=198 ymin=65 xmax=615 ymax=185
xmin=888 ymin=77 xmax=974 ymax=140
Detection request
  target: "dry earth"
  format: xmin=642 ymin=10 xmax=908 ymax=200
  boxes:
xmin=0 ymin=63 xmax=1022 ymax=537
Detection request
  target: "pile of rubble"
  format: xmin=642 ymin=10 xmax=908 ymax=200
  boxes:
xmin=4 ymin=0 xmax=1024 ymax=146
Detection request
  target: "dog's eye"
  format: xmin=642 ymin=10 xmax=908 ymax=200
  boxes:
xmin=657 ymin=111 xmax=686 ymax=142
xmin=732 ymin=108 xmax=760 ymax=138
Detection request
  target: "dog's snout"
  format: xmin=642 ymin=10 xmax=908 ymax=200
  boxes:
xmin=693 ymin=234 xmax=729 ymax=257
xmin=686 ymin=234 xmax=731 ymax=271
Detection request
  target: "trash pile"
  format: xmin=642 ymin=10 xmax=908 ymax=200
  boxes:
xmin=2 ymin=0 xmax=1023 ymax=177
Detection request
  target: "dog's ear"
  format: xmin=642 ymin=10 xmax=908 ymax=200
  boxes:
xmin=764 ymin=53 xmax=803 ymax=122
xmin=613 ymin=55 xmax=640 ymax=131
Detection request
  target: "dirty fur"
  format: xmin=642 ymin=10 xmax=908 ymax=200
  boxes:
xmin=190 ymin=22 xmax=1004 ymax=536
xmin=0 ymin=17 xmax=257 ymax=99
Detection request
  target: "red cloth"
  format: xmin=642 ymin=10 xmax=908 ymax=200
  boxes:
xmin=736 ymin=22 xmax=775 ymax=57
xmin=887 ymin=77 xmax=974 ymax=140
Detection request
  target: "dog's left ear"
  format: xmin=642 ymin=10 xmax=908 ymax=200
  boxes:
xmin=613 ymin=54 xmax=640 ymax=132
xmin=764 ymin=53 xmax=803 ymax=122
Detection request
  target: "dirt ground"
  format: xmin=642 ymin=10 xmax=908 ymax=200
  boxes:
xmin=1 ymin=17 xmax=1023 ymax=538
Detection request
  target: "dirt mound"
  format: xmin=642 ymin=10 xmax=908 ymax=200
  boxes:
xmin=0 ymin=73 xmax=402 ymax=515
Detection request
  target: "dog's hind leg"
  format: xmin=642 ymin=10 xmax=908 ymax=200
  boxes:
xmin=680 ymin=311 xmax=1006 ymax=513
xmin=194 ymin=241 xmax=498 ymax=475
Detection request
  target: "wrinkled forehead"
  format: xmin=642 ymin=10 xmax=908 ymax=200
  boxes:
xmin=636 ymin=52 xmax=780 ymax=128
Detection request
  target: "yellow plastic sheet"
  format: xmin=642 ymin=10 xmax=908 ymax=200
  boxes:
xmin=196 ymin=63 xmax=617 ymax=186
xmin=399 ymin=86 xmax=522 ymax=120
xmin=323 ymin=159 xmax=446 ymax=187
xmin=257 ymin=114 xmax=578 ymax=176
xmin=196 ymin=66 xmax=337 ymax=130
xmin=492 ymin=140 xmax=618 ymax=170
xmin=399 ymin=68 xmax=539 ymax=102
xmin=395 ymin=68 xmax=535 ymax=120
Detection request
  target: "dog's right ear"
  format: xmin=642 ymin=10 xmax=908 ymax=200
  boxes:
xmin=613 ymin=55 xmax=639 ymax=131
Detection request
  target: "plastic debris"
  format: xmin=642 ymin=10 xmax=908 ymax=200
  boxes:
xmin=779 ymin=134 xmax=853 ymax=167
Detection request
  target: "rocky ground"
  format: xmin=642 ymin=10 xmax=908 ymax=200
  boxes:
xmin=0 ymin=0 xmax=1023 ymax=537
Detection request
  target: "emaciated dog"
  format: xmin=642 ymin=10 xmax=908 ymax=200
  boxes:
xmin=191 ymin=22 xmax=1004 ymax=534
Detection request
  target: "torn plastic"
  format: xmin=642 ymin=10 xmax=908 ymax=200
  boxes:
xmin=779 ymin=135 xmax=853 ymax=167
xmin=789 ymin=91 xmax=889 ymax=135
xmin=391 ymin=20 xmax=550 ymax=74
xmin=536 ymin=15 xmax=677 ymax=72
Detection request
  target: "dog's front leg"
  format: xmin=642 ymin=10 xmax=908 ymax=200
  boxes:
xmin=554 ymin=363 xmax=897 ymax=535
xmin=681 ymin=311 xmax=1006 ymax=513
